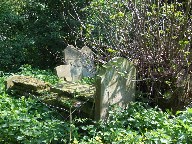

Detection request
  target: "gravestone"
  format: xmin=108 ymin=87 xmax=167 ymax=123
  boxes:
xmin=64 ymin=45 xmax=82 ymax=65
xmin=95 ymin=57 xmax=136 ymax=120
xmin=64 ymin=45 xmax=83 ymax=81
xmin=80 ymin=46 xmax=95 ymax=77
xmin=55 ymin=45 xmax=95 ymax=82
xmin=55 ymin=64 xmax=83 ymax=82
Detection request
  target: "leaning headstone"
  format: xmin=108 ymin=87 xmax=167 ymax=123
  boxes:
xmin=55 ymin=45 xmax=82 ymax=81
xmin=80 ymin=46 xmax=95 ymax=77
xmin=64 ymin=45 xmax=82 ymax=65
xmin=95 ymin=57 xmax=136 ymax=120
xmin=55 ymin=45 xmax=95 ymax=82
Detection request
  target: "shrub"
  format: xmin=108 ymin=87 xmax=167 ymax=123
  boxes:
xmin=82 ymin=0 xmax=192 ymax=110
xmin=0 ymin=0 xmax=88 ymax=71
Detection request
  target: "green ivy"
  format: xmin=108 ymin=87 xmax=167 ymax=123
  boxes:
xmin=17 ymin=64 xmax=59 ymax=85
xmin=0 ymin=93 xmax=70 ymax=143
xmin=78 ymin=102 xmax=192 ymax=143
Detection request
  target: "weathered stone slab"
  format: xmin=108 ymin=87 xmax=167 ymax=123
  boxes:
xmin=55 ymin=65 xmax=72 ymax=81
xmin=63 ymin=45 xmax=83 ymax=81
xmin=50 ymin=81 xmax=95 ymax=102
xmin=95 ymin=57 xmax=136 ymax=120
xmin=5 ymin=75 xmax=95 ymax=118
xmin=64 ymin=45 xmax=82 ymax=64
xmin=5 ymin=75 xmax=50 ymax=93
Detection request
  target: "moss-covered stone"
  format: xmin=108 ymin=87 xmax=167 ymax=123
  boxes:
xmin=50 ymin=81 xmax=95 ymax=102
xmin=6 ymin=75 xmax=50 ymax=93
xmin=5 ymin=75 xmax=95 ymax=118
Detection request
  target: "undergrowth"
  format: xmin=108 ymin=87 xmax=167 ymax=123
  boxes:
xmin=17 ymin=64 xmax=59 ymax=85
xmin=77 ymin=103 xmax=192 ymax=143
xmin=0 ymin=66 xmax=191 ymax=143
xmin=0 ymin=74 xmax=70 ymax=143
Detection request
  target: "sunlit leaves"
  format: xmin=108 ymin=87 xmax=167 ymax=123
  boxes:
xmin=79 ymin=102 xmax=192 ymax=143
xmin=0 ymin=76 xmax=69 ymax=143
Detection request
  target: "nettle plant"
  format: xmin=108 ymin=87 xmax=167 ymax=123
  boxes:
xmin=81 ymin=0 xmax=192 ymax=110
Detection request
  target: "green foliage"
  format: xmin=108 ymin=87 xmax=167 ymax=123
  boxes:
xmin=78 ymin=102 xmax=192 ymax=143
xmin=82 ymin=0 xmax=132 ymax=57
xmin=82 ymin=0 xmax=192 ymax=110
xmin=79 ymin=77 xmax=95 ymax=85
xmin=0 ymin=77 xmax=6 ymax=95
xmin=0 ymin=77 xmax=69 ymax=143
xmin=17 ymin=64 xmax=59 ymax=85
xmin=1 ymin=69 xmax=192 ymax=143
xmin=0 ymin=0 xmax=26 ymax=71
xmin=0 ymin=0 xmax=88 ymax=71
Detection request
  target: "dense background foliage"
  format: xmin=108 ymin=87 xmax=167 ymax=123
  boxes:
xmin=82 ymin=0 xmax=192 ymax=110
xmin=0 ymin=0 xmax=87 ymax=71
